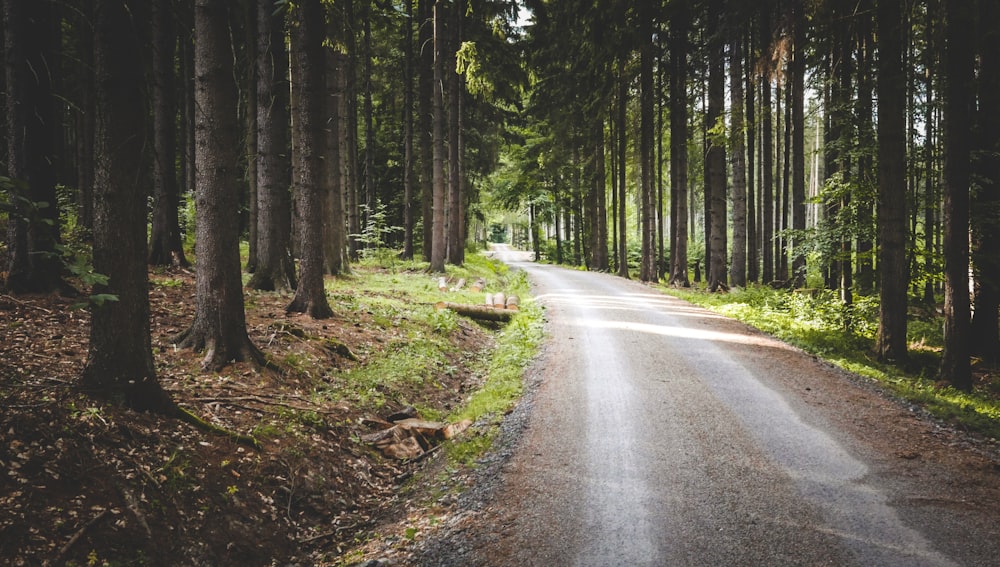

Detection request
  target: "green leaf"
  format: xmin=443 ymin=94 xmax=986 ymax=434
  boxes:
xmin=89 ymin=294 xmax=119 ymax=307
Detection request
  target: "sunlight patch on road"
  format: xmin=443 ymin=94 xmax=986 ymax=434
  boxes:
xmin=565 ymin=317 xmax=795 ymax=350
xmin=536 ymin=292 xmax=729 ymax=319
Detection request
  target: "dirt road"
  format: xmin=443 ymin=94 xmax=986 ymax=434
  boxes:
xmin=416 ymin=253 xmax=1000 ymax=566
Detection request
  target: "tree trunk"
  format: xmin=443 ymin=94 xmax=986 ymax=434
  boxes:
xmin=639 ymin=2 xmax=656 ymax=282
xmin=429 ymin=0 xmax=447 ymax=273
xmin=855 ymin=2 xmax=876 ymax=295
xmin=418 ymin=0 xmax=434 ymax=262
xmin=706 ymin=0 xmax=727 ymax=292
xmin=778 ymin=75 xmax=790 ymax=281
xmin=657 ymin=37 xmax=666 ymax=279
xmin=669 ymin=1 xmax=689 ymax=287
xmin=3 ymin=0 xmax=66 ymax=294
xmin=73 ymin=3 xmax=96 ymax=236
xmin=592 ymin=120 xmax=609 ymax=271
xmin=401 ymin=0 xmax=416 ymax=260
xmin=939 ymin=0 xmax=974 ymax=387
xmin=745 ymin=28 xmax=757 ymax=284
xmin=611 ymin=102 xmax=619 ymax=272
xmin=287 ymin=0 xmax=333 ymax=319
xmin=760 ymin=7 xmax=774 ymax=284
xmin=362 ymin=0 xmax=375 ymax=235
xmin=323 ymin=4 xmax=349 ymax=276
xmin=148 ymin=0 xmax=188 ymax=268
xmin=179 ymin=3 xmax=196 ymax=198
xmin=790 ymin=0 xmax=807 ymax=288
xmin=84 ymin=0 xmax=175 ymax=413
xmin=447 ymin=3 xmax=464 ymax=266
xmin=247 ymin=0 xmax=295 ymax=291
xmin=616 ymin=61 xmax=629 ymax=279
xmin=922 ymin=0 xmax=937 ymax=305
xmin=243 ymin=3 xmax=259 ymax=275
xmin=173 ymin=0 xmax=265 ymax=370
xmin=344 ymin=0 xmax=362 ymax=260
xmin=971 ymin=0 xmax=1000 ymax=363
xmin=875 ymin=0 xmax=909 ymax=365
xmin=729 ymin=31 xmax=747 ymax=288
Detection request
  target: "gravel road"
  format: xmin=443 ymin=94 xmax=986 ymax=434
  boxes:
xmin=405 ymin=251 xmax=1000 ymax=566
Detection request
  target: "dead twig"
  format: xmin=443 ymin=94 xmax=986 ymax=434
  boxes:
xmin=298 ymin=521 xmax=365 ymax=544
xmin=190 ymin=395 xmax=344 ymax=415
xmin=47 ymin=509 xmax=108 ymax=566
xmin=1 ymin=293 xmax=54 ymax=314
xmin=122 ymin=487 xmax=152 ymax=537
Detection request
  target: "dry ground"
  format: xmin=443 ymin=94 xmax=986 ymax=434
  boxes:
xmin=0 ymin=268 xmax=492 ymax=566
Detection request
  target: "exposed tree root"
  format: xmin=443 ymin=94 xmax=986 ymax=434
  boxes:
xmin=175 ymin=405 xmax=262 ymax=450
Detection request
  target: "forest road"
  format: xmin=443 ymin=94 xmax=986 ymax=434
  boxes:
xmin=416 ymin=249 xmax=1000 ymax=566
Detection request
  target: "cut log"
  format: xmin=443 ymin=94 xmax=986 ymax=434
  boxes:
xmin=435 ymin=301 xmax=515 ymax=322
xmin=438 ymin=277 xmax=448 ymax=291
xmin=360 ymin=413 xmax=474 ymax=460
xmin=484 ymin=292 xmax=494 ymax=306
xmin=469 ymin=278 xmax=486 ymax=292
xmin=505 ymin=295 xmax=519 ymax=310
xmin=493 ymin=292 xmax=506 ymax=309
xmin=449 ymin=278 xmax=466 ymax=292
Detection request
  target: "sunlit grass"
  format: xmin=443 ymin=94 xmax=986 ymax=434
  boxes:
xmin=312 ymin=252 xmax=543 ymax=430
xmin=665 ymin=284 xmax=1000 ymax=440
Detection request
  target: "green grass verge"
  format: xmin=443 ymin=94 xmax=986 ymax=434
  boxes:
xmin=664 ymin=284 xmax=1000 ymax=440
xmin=310 ymin=252 xmax=544 ymax=449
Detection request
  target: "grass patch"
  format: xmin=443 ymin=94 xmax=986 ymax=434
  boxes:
xmin=445 ymin=276 xmax=544 ymax=463
xmin=317 ymin=253 xmax=541 ymax=418
xmin=664 ymin=284 xmax=1000 ymax=440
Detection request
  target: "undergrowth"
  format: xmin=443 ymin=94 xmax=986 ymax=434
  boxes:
xmin=665 ymin=284 xmax=1000 ymax=440
xmin=319 ymin=252 xmax=544 ymax=462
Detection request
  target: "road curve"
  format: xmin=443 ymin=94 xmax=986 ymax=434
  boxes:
xmin=421 ymin=252 xmax=1000 ymax=566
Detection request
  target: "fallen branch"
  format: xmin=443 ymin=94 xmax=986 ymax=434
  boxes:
xmin=48 ymin=509 xmax=108 ymax=566
xmin=435 ymin=301 xmax=514 ymax=322
xmin=1 ymin=293 xmax=53 ymax=314
xmin=191 ymin=395 xmax=344 ymax=415
xmin=298 ymin=521 xmax=366 ymax=544
xmin=175 ymin=406 xmax=262 ymax=450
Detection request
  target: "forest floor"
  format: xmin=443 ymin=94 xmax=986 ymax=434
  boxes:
xmin=0 ymin=264 xmax=510 ymax=566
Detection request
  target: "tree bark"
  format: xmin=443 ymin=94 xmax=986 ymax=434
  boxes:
xmin=922 ymin=0 xmax=937 ymax=305
xmin=3 ymin=0 xmax=66 ymax=294
xmin=362 ymin=0 xmax=375 ymax=236
xmin=875 ymin=0 xmax=909 ymax=365
xmin=247 ymin=0 xmax=295 ymax=291
xmin=790 ymin=0 xmax=807 ymax=288
xmin=760 ymin=7 xmax=775 ymax=284
xmin=447 ymin=3 xmax=464 ymax=266
xmin=418 ymin=0 xmax=434 ymax=262
xmin=73 ymin=2 xmax=96 ymax=236
xmin=591 ymin=120 xmax=609 ymax=271
xmin=669 ymin=1 xmax=689 ymax=287
xmin=323 ymin=8 xmax=349 ymax=276
xmin=84 ymin=0 xmax=175 ymax=413
xmin=287 ymin=0 xmax=333 ymax=319
xmin=616 ymin=61 xmax=629 ymax=279
xmin=745 ymin=28 xmax=757 ymax=284
xmin=939 ymin=0 xmax=974 ymax=387
xmin=401 ymin=0 xmax=416 ymax=260
xmin=639 ymin=2 xmax=656 ymax=283
xmin=971 ymin=0 xmax=1000 ymax=364
xmin=429 ymin=0 xmax=447 ymax=273
xmin=148 ymin=0 xmax=188 ymax=268
xmin=729 ymin=31 xmax=747 ymax=288
xmin=344 ymin=0 xmax=362 ymax=260
xmin=173 ymin=0 xmax=265 ymax=370
xmin=855 ymin=1 xmax=876 ymax=295
xmin=706 ymin=0 xmax=727 ymax=292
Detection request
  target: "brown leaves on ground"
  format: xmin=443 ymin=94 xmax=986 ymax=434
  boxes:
xmin=0 ymin=270 xmax=492 ymax=566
